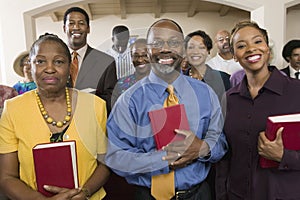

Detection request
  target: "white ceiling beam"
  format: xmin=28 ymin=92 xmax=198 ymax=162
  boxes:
xmin=154 ymin=0 xmax=162 ymax=18
xmin=188 ymin=0 xmax=198 ymax=17
xmin=50 ymin=12 xmax=59 ymax=22
xmin=119 ymin=0 xmax=127 ymax=19
xmin=82 ymin=4 xmax=93 ymax=20
xmin=219 ymin=5 xmax=230 ymax=16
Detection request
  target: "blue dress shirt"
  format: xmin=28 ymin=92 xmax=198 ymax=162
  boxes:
xmin=105 ymin=71 xmax=228 ymax=190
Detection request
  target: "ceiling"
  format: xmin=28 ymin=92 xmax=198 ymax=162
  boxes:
xmin=48 ymin=0 xmax=250 ymax=22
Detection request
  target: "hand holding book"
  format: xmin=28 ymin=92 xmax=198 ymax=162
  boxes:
xmin=258 ymin=127 xmax=284 ymax=167
xmin=259 ymin=113 xmax=300 ymax=168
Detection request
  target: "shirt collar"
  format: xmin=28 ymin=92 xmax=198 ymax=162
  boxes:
xmin=228 ymin=66 xmax=284 ymax=97
xmin=148 ymin=70 xmax=185 ymax=99
xmin=70 ymin=44 xmax=88 ymax=59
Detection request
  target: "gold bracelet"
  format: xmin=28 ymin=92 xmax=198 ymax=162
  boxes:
xmin=81 ymin=187 xmax=91 ymax=200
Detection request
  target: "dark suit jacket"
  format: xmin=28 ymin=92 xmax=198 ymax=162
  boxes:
xmin=281 ymin=66 xmax=291 ymax=77
xmin=75 ymin=46 xmax=117 ymax=114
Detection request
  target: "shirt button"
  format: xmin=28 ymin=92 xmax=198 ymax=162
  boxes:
xmin=247 ymin=114 xmax=251 ymax=119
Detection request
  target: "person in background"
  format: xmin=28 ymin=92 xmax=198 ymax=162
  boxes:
xmin=12 ymin=51 xmax=37 ymax=94
xmin=183 ymin=30 xmax=230 ymax=102
xmin=63 ymin=7 xmax=117 ymax=114
xmin=183 ymin=29 xmax=231 ymax=199
xmin=0 ymin=33 xmax=110 ymax=200
xmin=281 ymin=39 xmax=300 ymax=79
xmin=106 ymin=25 xmax=135 ymax=80
xmin=105 ymin=38 xmax=151 ymax=200
xmin=0 ymin=85 xmax=17 ymax=117
xmin=106 ymin=19 xmax=227 ymax=200
xmin=111 ymin=38 xmax=151 ymax=107
xmin=216 ymin=21 xmax=300 ymax=200
xmin=180 ymin=57 xmax=189 ymax=74
xmin=206 ymin=29 xmax=242 ymax=75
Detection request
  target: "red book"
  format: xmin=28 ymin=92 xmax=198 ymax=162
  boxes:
xmin=260 ymin=113 xmax=300 ymax=168
xmin=32 ymin=141 xmax=79 ymax=197
xmin=148 ymin=104 xmax=189 ymax=150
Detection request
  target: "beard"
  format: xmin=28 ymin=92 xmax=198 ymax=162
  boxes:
xmin=150 ymin=51 xmax=183 ymax=75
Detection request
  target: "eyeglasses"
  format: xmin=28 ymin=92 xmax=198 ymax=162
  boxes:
xmin=148 ymin=39 xmax=183 ymax=48
xmin=132 ymin=54 xmax=148 ymax=61
xmin=217 ymin=36 xmax=230 ymax=43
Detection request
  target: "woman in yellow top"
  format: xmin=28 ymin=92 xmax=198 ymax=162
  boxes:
xmin=0 ymin=33 xmax=110 ymax=200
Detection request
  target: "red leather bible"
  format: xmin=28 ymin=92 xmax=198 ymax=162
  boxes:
xmin=148 ymin=104 xmax=189 ymax=150
xmin=32 ymin=141 xmax=79 ymax=197
xmin=260 ymin=113 xmax=300 ymax=168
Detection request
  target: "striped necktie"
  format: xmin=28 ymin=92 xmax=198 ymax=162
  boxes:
xmin=70 ymin=51 xmax=79 ymax=87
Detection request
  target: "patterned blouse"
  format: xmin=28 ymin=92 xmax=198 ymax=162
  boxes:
xmin=13 ymin=81 xmax=37 ymax=95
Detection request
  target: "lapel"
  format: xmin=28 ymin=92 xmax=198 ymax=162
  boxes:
xmin=76 ymin=46 xmax=96 ymax=84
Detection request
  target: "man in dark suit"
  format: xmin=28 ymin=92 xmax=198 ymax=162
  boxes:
xmin=63 ymin=7 xmax=117 ymax=113
xmin=281 ymin=39 xmax=300 ymax=79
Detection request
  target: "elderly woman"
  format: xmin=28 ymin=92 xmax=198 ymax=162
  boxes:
xmin=0 ymin=33 xmax=110 ymax=200
xmin=217 ymin=21 xmax=300 ymax=200
xmin=12 ymin=51 xmax=37 ymax=94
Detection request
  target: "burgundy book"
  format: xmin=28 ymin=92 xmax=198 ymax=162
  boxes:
xmin=148 ymin=104 xmax=189 ymax=150
xmin=32 ymin=141 xmax=79 ymax=197
xmin=260 ymin=113 xmax=300 ymax=168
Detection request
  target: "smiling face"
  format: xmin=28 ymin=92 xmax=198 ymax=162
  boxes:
xmin=289 ymin=47 xmax=300 ymax=71
xmin=147 ymin=20 xmax=184 ymax=76
xmin=31 ymin=40 xmax=70 ymax=93
xmin=186 ymin=35 xmax=209 ymax=68
xmin=131 ymin=40 xmax=151 ymax=76
xmin=215 ymin=30 xmax=231 ymax=54
xmin=231 ymin=26 xmax=270 ymax=72
xmin=63 ymin=11 xmax=90 ymax=50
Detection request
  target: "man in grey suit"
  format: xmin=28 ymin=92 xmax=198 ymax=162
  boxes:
xmin=63 ymin=7 xmax=117 ymax=113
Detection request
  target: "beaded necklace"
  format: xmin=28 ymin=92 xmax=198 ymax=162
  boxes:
xmin=35 ymin=87 xmax=72 ymax=128
xmin=189 ymin=68 xmax=204 ymax=80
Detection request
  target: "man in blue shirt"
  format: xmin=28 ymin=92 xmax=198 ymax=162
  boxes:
xmin=105 ymin=19 xmax=228 ymax=200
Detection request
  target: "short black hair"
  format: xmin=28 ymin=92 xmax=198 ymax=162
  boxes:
xmin=184 ymin=30 xmax=213 ymax=52
xmin=63 ymin=7 xmax=90 ymax=27
xmin=112 ymin=25 xmax=129 ymax=38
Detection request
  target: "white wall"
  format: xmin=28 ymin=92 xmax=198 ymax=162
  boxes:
xmin=0 ymin=0 xmax=57 ymax=84
xmin=286 ymin=9 xmax=300 ymax=40
xmin=36 ymin=11 xmax=249 ymax=58
xmin=0 ymin=0 xmax=299 ymax=86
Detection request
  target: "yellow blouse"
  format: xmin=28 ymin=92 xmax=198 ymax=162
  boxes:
xmin=0 ymin=90 xmax=107 ymax=199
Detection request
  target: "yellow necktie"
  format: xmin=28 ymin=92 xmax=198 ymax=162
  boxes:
xmin=70 ymin=51 xmax=79 ymax=87
xmin=151 ymin=85 xmax=178 ymax=200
